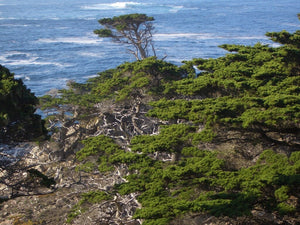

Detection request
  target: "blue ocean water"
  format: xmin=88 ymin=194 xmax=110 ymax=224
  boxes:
xmin=0 ymin=0 xmax=299 ymax=96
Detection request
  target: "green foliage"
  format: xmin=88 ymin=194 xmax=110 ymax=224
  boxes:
xmin=79 ymin=190 xmax=112 ymax=204
xmin=275 ymin=186 xmax=289 ymax=202
xmin=277 ymin=202 xmax=296 ymax=215
xmin=266 ymin=29 xmax=300 ymax=48
xmin=40 ymin=58 xmax=184 ymax=111
xmin=155 ymin=29 xmax=300 ymax=132
xmin=114 ymin=147 xmax=299 ymax=224
xmin=67 ymin=190 xmax=112 ymax=223
xmin=76 ymin=135 xmax=123 ymax=172
xmin=49 ymin=15 xmax=300 ymax=224
xmin=130 ymin=124 xmax=197 ymax=154
xmin=76 ymin=135 xmax=121 ymax=160
xmin=150 ymin=84 xmax=299 ymax=131
xmin=0 ymin=65 xmax=46 ymax=141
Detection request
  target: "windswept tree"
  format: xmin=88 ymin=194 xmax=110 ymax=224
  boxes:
xmin=94 ymin=13 xmax=156 ymax=60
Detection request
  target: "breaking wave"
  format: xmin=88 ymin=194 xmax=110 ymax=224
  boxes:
xmin=0 ymin=51 xmax=69 ymax=67
xmin=81 ymin=2 xmax=142 ymax=10
xmin=154 ymin=33 xmax=267 ymax=41
xmin=37 ymin=37 xmax=102 ymax=45
xmin=81 ymin=2 xmax=184 ymax=13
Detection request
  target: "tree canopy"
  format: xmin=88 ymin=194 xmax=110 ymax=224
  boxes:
xmin=94 ymin=13 xmax=155 ymax=60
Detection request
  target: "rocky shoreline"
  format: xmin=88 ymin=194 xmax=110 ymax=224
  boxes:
xmin=0 ymin=98 xmax=299 ymax=224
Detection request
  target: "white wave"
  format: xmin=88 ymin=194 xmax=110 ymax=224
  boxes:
xmin=282 ymin=23 xmax=300 ymax=28
xmin=82 ymin=2 xmax=142 ymax=10
xmin=14 ymin=75 xmax=30 ymax=80
xmin=234 ymin=36 xmax=267 ymax=40
xmin=168 ymin=5 xmax=184 ymax=13
xmin=154 ymin=33 xmax=215 ymax=40
xmin=82 ymin=2 xmax=185 ymax=14
xmin=0 ymin=17 xmax=17 ymax=20
xmin=0 ymin=51 xmax=71 ymax=67
xmin=14 ymin=75 xmax=24 ymax=79
xmin=81 ymin=17 xmax=97 ymax=21
xmin=37 ymin=37 xmax=101 ymax=45
xmin=0 ymin=51 xmax=31 ymax=62
xmin=3 ymin=59 xmax=67 ymax=67
xmin=77 ymin=52 xmax=104 ymax=58
xmin=0 ymin=23 xmax=29 ymax=27
xmin=154 ymin=33 xmax=267 ymax=41
xmin=9 ymin=75 xmax=31 ymax=81
xmin=3 ymin=51 xmax=31 ymax=56
xmin=49 ymin=17 xmax=60 ymax=20
xmin=84 ymin=74 xmax=99 ymax=79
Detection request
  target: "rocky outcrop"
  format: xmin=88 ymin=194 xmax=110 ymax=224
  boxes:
xmin=0 ymin=98 xmax=299 ymax=225
xmin=0 ymin=101 xmax=161 ymax=224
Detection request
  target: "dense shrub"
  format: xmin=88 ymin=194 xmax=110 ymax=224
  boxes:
xmin=0 ymin=65 xmax=46 ymax=141
xmin=48 ymin=15 xmax=300 ymax=224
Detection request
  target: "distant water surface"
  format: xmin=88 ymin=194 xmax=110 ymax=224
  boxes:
xmin=0 ymin=0 xmax=299 ymax=95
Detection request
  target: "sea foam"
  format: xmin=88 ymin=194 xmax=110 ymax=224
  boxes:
xmin=77 ymin=52 xmax=105 ymax=58
xmin=154 ymin=33 xmax=267 ymax=41
xmin=37 ymin=37 xmax=101 ymax=45
xmin=0 ymin=51 xmax=69 ymax=67
xmin=81 ymin=2 xmax=183 ymax=13
xmin=81 ymin=2 xmax=141 ymax=10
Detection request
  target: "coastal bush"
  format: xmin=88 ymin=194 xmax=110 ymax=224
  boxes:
xmin=113 ymin=145 xmax=299 ymax=224
xmin=76 ymin=135 xmax=123 ymax=172
xmin=0 ymin=65 xmax=46 ymax=141
xmin=49 ymin=15 xmax=300 ymax=224
xmin=40 ymin=57 xmax=185 ymax=112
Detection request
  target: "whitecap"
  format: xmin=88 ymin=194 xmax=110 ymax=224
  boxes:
xmin=154 ymin=33 xmax=215 ymax=40
xmin=154 ymin=33 xmax=267 ymax=41
xmin=77 ymin=52 xmax=104 ymax=58
xmin=82 ymin=2 xmax=142 ymax=10
xmin=0 ymin=51 xmax=32 ymax=62
xmin=14 ymin=75 xmax=24 ymax=79
xmin=81 ymin=17 xmax=97 ymax=21
xmin=168 ymin=5 xmax=184 ymax=13
xmin=84 ymin=74 xmax=99 ymax=79
xmin=233 ymin=36 xmax=267 ymax=40
xmin=37 ymin=37 xmax=102 ymax=45
xmin=3 ymin=59 xmax=67 ymax=67
xmin=12 ymin=74 xmax=30 ymax=80
xmin=0 ymin=24 xmax=29 ymax=27
xmin=282 ymin=23 xmax=300 ymax=28
xmin=0 ymin=17 xmax=17 ymax=20
xmin=3 ymin=51 xmax=32 ymax=58
xmin=0 ymin=51 xmax=71 ymax=67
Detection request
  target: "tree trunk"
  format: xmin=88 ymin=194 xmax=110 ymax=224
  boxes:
xmin=138 ymin=44 xmax=147 ymax=59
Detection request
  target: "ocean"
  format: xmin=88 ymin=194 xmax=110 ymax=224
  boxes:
xmin=0 ymin=0 xmax=299 ymax=96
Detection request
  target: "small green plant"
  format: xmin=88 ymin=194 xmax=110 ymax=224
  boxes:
xmin=67 ymin=190 xmax=112 ymax=223
xmin=277 ymin=202 xmax=296 ymax=215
